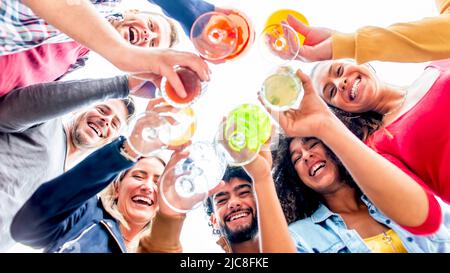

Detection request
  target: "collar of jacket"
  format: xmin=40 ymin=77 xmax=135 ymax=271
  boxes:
xmin=99 ymin=220 xmax=127 ymax=252
xmin=216 ymin=236 xmax=232 ymax=253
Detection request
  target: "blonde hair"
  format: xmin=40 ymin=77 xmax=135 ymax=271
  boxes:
xmin=99 ymin=156 xmax=167 ymax=231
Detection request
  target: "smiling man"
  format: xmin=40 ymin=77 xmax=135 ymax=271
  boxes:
xmin=109 ymin=10 xmax=178 ymax=49
xmin=0 ymin=76 xmax=136 ymax=251
xmin=205 ymin=167 xmax=260 ymax=253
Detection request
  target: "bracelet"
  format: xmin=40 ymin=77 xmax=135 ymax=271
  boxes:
xmin=119 ymin=141 xmax=140 ymax=162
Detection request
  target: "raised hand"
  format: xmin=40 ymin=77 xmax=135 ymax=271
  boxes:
xmin=286 ymin=14 xmax=333 ymax=62
xmin=262 ymin=69 xmax=335 ymax=139
xmin=128 ymin=73 xmax=162 ymax=99
xmin=123 ymin=48 xmax=211 ymax=99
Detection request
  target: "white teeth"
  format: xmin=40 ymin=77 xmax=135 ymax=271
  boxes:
xmin=229 ymin=212 xmax=249 ymax=221
xmin=129 ymin=27 xmax=138 ymax=44
xmin=350 ymin=78 xmax=361 ymax=100
xmin=88 ymin=122 xmax=101 ymax=137
xmin=310 ymin=162 xmax=326 ymax=176
xmin=132 ymin=196 xmax=153 ymax=206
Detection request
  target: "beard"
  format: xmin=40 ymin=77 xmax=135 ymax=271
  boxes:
xmin=220 ymin=213 xmax=258 ymax=244
xmin=70 ymin=116 xmax=101 ymax=150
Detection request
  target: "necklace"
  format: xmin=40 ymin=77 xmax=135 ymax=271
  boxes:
xmin=381 ymin=231 xmax=398 ymax=253
xmin=383 ymin=89 xmax=408 ymax=117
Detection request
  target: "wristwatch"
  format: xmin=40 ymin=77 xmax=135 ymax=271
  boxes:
xmin=119 ymin=140 xmax=140 ymax=162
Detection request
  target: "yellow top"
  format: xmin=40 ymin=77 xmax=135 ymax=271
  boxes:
xmin=364 ymin=229 xmax=408 ymax=253
xmin=333 ymin=0 xmax=450 ymax=63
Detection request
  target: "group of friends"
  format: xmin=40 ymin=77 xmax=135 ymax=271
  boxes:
xmin=0 ymin=0 xmax=450 ymax=253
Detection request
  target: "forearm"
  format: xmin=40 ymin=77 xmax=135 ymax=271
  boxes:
xmin=436 ymin=0 xmax=450 ymax=14
xmin=138 ymin=212 xmax=186 ymax=253
xmin=12 ymin=137 xmax=134 ymax=238
xmin=319 ymin=118 xmax=429 ymax=227
xmin=0 ymin=76 xmax=128 ymax=132
xmin=22 ymin=0 xmax=129 ymax=68
xmin=147 ymin=0 xmax=215 ymax=35
xmin=253 ymin=175 xmax=296 ymax=253
xmin=332 ymin=13 xmax=450 ymax=63
xmin=27 ymin=138 xmax=132 ymax=217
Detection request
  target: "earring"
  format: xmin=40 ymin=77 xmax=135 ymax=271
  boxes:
xmin=208 ymin=222 xmax=221 ymax=235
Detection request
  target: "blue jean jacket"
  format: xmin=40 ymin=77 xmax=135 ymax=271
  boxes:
xmin=11 ymin=137 xmax=135 ymax=252
xmin=289 ymin=196 xmax=450 ymax=253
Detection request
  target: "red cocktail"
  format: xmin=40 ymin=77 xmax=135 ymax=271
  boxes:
xmin=161 ymin=66 xmax=204 ymax=108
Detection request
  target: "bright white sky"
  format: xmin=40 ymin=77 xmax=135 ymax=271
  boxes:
xmin=8 ymin=0 xmax=438 ymax=252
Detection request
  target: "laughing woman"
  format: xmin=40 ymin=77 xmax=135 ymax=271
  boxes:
xmin=267 ymin=61 xmax=450 ymax=236
xmin=270 ymin=135 xmax=450 ymax=253
xmin=10 ymin=136 xmax=187 ymax=253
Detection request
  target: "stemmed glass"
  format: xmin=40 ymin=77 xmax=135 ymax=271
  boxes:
xmin=159 ymin=104 xmax=273 ymax=213
xmin=257 ymin=9 xmax=309 ymax=111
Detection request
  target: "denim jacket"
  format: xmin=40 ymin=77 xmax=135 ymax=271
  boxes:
xmin=11 ymin=137 xmax=135 ymax=253
xmin=289 ymin=196 xmax=450 ymax=253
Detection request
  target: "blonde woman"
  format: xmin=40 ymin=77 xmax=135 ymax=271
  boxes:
xmin=10 ymin=133 xmax=191 ymax=253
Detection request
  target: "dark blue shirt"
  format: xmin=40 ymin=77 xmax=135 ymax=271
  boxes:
xmin=149 ymin=0 xmax=215 ymax=35
xmin=11 ymin=137 xmax=135 ymax=252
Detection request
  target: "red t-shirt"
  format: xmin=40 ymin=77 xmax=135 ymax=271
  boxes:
xmin=0 ymin=41 xmax=90 ymax=96
xmin=366 ymin=59 xmax=450 ymax=235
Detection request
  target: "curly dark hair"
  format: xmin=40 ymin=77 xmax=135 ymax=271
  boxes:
xmin=272 ymin=135 xmax=363 ymax=224
xmin=204 ymin=166 xmax=253 ymax=217
xmin=271 ymin=61 xmax=384 ymax=224
xmin=328 ymin=105 xmax=383 ymax=141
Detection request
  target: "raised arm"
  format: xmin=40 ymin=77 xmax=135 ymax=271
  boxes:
xmin=148 ymin=0 xmax=215 ymax=35
xmin=0 ymin=76 xmax=128 ymax=132
xmin=10 ymin=137 xmax=135 ymax=249
xmin=22 ymin=0 xmax=211 ymax=98
xmin=282 ymin=0 xmax=450 ymax=63
xmin=270 ymin=70 xmax=441 ymax=234
xmin=333 ymin=0 xmax=450 ymax=63
xmin=243 ymin=147 xmax=296 ymax=253
xmin=22 ymin=0 xmax=127 ymax=66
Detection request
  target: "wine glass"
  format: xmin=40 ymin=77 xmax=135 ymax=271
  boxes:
xmin=159 ymin=141 xmax=227 ymax=213
xmin=214 ymin=104 xmax=272 ymax=166
xmin=126 ymin=107 xmax=197 ymax=157
xmin=257 ymin=10 xmax=308 ymax=111
xmin=190 ymin=9 xmax=255 ymax=63
xmin=260 ymin=65 xmax=303 ymax=111
xmin=160 ymin=66 xmax=208 ymax=108
xmin=159 ymin=104 xmax=273 ymax=213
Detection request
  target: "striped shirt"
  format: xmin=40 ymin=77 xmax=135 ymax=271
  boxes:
xmin=0 ymin=0 xmax=121 ymax=56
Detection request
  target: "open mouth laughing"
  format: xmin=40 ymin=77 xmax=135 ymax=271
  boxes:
xmin=309 ymin=160 xmax=326 ymax=177
xmin=225 ymin=208 xmax=252 ymax=223
xmin=349 ymin=76 xmax=361 ymax=101
xmin=131 ymin=195 xmax=154 ymax=207
xmin=128 ymin=26 xmax=139 ymax=44
xmin=87 ymin=122 xmax=103 ymax=138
